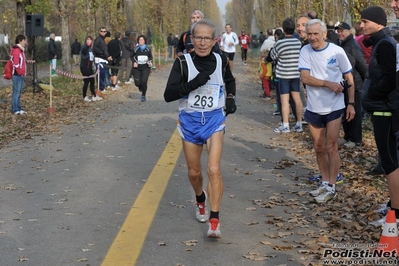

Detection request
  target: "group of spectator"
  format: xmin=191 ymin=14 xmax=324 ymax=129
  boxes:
xmin=256 ymin=6 xmax=398 ymax=226
xmin=78 ymin=28 xmax=153 ymax=103
xmin=166 ymin=33 xmax=179 ymax=59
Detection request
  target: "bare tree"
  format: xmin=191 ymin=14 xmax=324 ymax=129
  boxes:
xmin=57 ymin=0 xmax=72 ymax=73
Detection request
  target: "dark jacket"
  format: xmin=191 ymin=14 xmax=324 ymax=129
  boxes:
xmin=327 ymin=29 xmax=339 ymax=45
xmin=80 ymin=42 xmax=93 ymax=69
xmin=339 ymin=34 xmax=367 ymax=91
xmin=132 ymin=45 xmax=153 ymax=70
xmin=171 ymin=37 xmax=179 ymax=47
xmin=93 ymin=35 xmax=109 ymax=60
xmin=120 ymin=36 xmax=133 ymax=59
xmin=48 ymin=38 xmax=58 ymax=60
xmin=71 ymin=41 xmax=81 ymax=55
xmin=107 ymin=38 xmax=122 ymax=64
xmin=164 ymin=52 xmax=235 ymax=102
xmin=361 ymin=27 xmax=397 ymax=112
xmin=167 ymin=35 xmax=173 ymax=46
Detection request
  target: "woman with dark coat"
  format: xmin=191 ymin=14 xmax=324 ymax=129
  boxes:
xmin=132 ymin=35 xmax=153 ymax=102
xmin=80 ymin=36 xmax=102 ymax=102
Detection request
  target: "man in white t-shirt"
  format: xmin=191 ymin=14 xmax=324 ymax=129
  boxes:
xmin=220 ymin=24 xmax=239 ymax=71
xmin=298 ymin=19 xmax=355 ymax=203
xmin=260 ymin=29 xmax=275 ymax=56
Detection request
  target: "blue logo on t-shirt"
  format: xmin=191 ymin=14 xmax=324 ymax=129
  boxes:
xmin=327 ymin=58 xmax=337 ymax=65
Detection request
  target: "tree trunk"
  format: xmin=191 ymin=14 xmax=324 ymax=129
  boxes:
xmin=16 ymin=1 xmax=26 ymax=37
xmin=58 ymin=0 xmax=72 ymax=73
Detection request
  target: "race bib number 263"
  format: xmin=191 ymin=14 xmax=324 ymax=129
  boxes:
xmin=188 ymin=84 xmax=219 ymax=110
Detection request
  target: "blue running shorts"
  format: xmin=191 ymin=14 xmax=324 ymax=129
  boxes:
xmin=178 ymin=109 xmax=226 ymax=145
xmin=304 ymin=109 xmax=344 ymax=128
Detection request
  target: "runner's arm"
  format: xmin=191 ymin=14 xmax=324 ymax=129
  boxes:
xmin=164 ymin=58 xmax=210 ymax=102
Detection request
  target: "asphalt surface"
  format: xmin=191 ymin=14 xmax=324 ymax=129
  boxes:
xmin=0 ymin=60 xmax=320 ymax=266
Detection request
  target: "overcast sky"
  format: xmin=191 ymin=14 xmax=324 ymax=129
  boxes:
xmin=216 ymin=0 xmax=230 ymax=15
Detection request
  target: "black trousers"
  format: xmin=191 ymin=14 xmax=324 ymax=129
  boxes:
xmin=343 ymin=90 xmax=362 ymax=143
xmin=132 ymin=67 xmax=151 ymax=96
xmin=80 ymin=67 xmax=95 ymax=98
xmin=371 ymin=114 xmax=399 ymax=175
xmin=241 ymin=47 xmax=248 ymax=62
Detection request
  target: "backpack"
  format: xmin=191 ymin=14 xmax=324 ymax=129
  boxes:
xmin=3 ymin=59 xmax=13 ymax=80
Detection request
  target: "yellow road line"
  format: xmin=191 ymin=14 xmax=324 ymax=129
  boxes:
xmin=101 ymin=129 xmax=182 ymax=266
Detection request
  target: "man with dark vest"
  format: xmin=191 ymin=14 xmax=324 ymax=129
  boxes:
xmin=360 ymin=6 xmax=399 ymax=225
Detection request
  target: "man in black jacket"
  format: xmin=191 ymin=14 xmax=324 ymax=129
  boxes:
xmin=336 ymin=22 xmax=368 ymax=148
xmin=107 ymin=32 xmax=122 ymax=90
xmin=48 ymin=33 xmax=58 ymax=76
xmin=93 ymin=27 xmax=112 ymax=93
xmin=360 ymin=6 xmax=399 ymax=225
xmin=167 ymin=33 xmax=173 ymax=59
xmin=327 ymin=21 xmax=339 ymax=44
xmin=71 ymin=39 xmax=81 ymax=66
xmin=118 ymin=30 xmax=134 ymax=84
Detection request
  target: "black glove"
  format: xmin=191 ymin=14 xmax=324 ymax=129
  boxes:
xmin=225 ymin=98 xmax=237 ymax=116
xmin=340 ymin=80 xmax=351 ymax=94
xmin=179 ymin=72 xmax=210 ymax=96
xmin=192 ymin=72 xmax=210 ymax=87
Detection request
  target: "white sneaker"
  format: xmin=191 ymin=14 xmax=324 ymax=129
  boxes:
xmin=274 ymin=125 xmax=290 ymax=133
xmin=20 ymin=110 xmax=27 ymax=114
xmin=344 ymin=141 xmax=356 ymax=148
xmin=370 ymin=215 xmax=399 ymax=227
xmin=125 ymin=80 xmax=132 ymax=84
xmin=128 ymin=78 xmax=134 ymax=83
xmin=92 ymin=96 xmax=103 ymax=101
xmin=84 ymin=96 xmax=92 ymax=102
xmin=111 ymin=85 xmax=121 ymax=91
xmin=314 ymin=190 xmax=337 ymax=203
xmin=310 ymin=183 xmax=328 ymax=197
xmin=14 ymin=111 xmax=21 ymax=115
xmin=291 ymin=124 xmax=303 ymax=132
xmin=117 ymin=80 xmax=121 ymax=84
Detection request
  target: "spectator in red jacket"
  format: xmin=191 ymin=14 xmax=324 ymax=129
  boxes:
xmin=11 ymin=35 xmax=27 ymax=115
xmin=238 ymin=30 xmax=251 ymax=65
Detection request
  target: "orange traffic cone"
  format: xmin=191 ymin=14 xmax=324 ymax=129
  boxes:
xmin=378 ymin=210 xmax=399 ymax=253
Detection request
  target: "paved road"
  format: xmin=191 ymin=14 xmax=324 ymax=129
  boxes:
xmin=0 ymin=60 xmax=319 ymax=266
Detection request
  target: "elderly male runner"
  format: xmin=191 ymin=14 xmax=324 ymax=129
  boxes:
xmin=298 ymin=19 xmax=355 ymax=203
xmin=164 ymin=19 xmax=236 ymax=237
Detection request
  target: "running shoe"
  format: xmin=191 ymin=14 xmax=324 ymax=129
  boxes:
xmin=314 ymin=190 xmax=337 ymax=203
xmin=92 ymin=96 xmax=103 ymax=101
xmin=273 ymin=125 xmax=290 ymax=133
xmin=207 ymin=218 xmax=221 ymax=238
xmin=272 ymin=111 xmax=281 ymax=116
xmin=291 ymin=124 xmax=303 ymax=133
xmin=195 ymin=191 xmax=208 ymax=223
xmin=310 ymin=183 xmax=328 ymax=197
xmin=373 ymin=203 xmax=389 ymax=216
xmin=370 ymin=215 xmax=399 ymax=227
xmin=308 ymin=173 xmax=343 ymax=184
